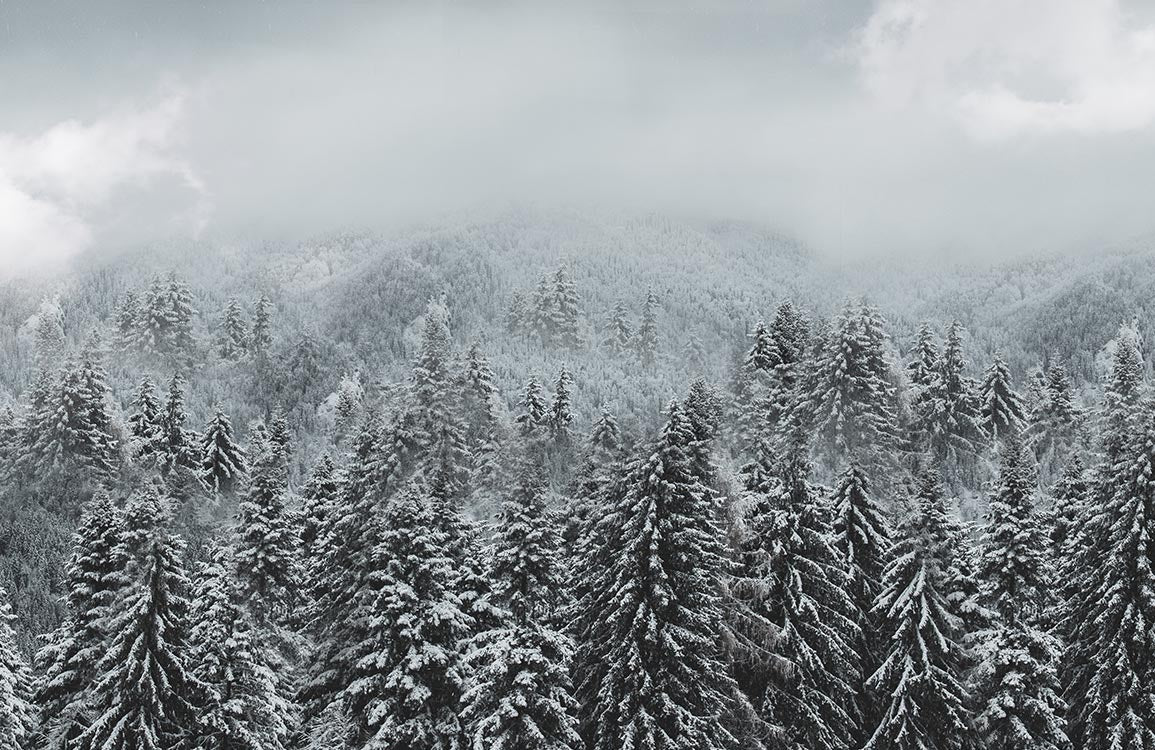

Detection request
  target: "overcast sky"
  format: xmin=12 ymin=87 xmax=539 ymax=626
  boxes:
xmin=3 ymin=0 xmax=1155 ymax=275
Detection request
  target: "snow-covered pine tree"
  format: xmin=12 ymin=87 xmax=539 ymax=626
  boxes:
xmin=21 ymin=354 xmax=117 ymax=480
xmin=0 ymin=583 xmax=34 ymax=748
xmin=552 ymin=265 xmax=581 ymax=349
xmin=907 ymin=322 xmax=939 ymax=391
xmin=1047 ymin=455 xmax=1088 ymax=607
xmin=410 ymin=299 xmax=458 ymax=452
xmin=344 ymin=485 xmax=473 ymax=749
xmin=332 ymin=371 xmax=364 ymax=442
xmin=604 ymin=300 xmax=633 ymax=354
xmin=128 ymin=376 xmax=164 ymax=459
xmin=979 ymin=353 xmax=1027 ymax=441
xmin=973 ymin=437 xmax=1070 ymax=750
xmin=251 ymin=294 xmax=273 ymax=355
xmin=159 ymin=374 xmax=202 ymax=481
xmin=80 ymin=487 xmax=200 ymax=750
xmin=765 ymin=300 xmax=809 ymax=426
xmin=923 ymin=321 xmax=987 ymax=464
xmin=1061 ymin=398 xmax=1155 ymax=750
xmin=218 ymin=297 xmax=249 ymax=360
xmin=865 ymin=471 xmax=975 ymax=750
xmin=461 ymin=466 xmax=581 ymax=750
xmin=575 ymin=401 xmax=747 ymax=750
xmin=165 ymin=273 xmax=198 ymax=358
xmin=200 ymin=408 xmax=247 ymax=495
xmin=730 ymin=430 xmax=860 ymax=750
xmin=233 ymin=441 xmax=298 ymax=625
xmin=531 ymin=274 xmax=558 ymax=345
xmin=796 ymin=302 xmax=900 ymax=476
xmin=636 ymin=288 xmax=659 ymax=366
xmin=461 ymin=342 xmax=498 ymax=445
xmin=188 ymin=543 xmax=292 ymax=750
xmin=36 ymin=492 xmax=125 ymax=749
xmin=549 ymin=367 xmax=573 ymax=446
xmin=298 ymin=453 xmax=339 ymax=589
xmin=831 ymin=463 xmax=892 ymax=746
xmin=113 ymin=290 xmax=140 ymax=351
xmin=34 ymin=296 xmax=66 ymax=367
xmin=564 ymin=407 xmax=623 ymax=557
xmin=517 ymin=377 xmax=548 ymax=442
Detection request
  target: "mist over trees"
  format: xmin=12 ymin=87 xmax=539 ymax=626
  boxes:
xmin=0 ymin=214 xmax=1153 ymax=749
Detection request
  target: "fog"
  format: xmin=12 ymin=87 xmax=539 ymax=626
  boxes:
xmin=4 ymin=0 xmax=1155 ymax=275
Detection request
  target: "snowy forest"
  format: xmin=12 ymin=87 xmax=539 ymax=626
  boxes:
xmin=0 ymin=214 xmax=1151 ymax=750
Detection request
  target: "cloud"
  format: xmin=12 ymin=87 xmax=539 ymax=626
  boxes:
xmin=855 ymin=0 xmax=1155 ymax=139
xmin=0 ymin=94 xmax=208 ymax=277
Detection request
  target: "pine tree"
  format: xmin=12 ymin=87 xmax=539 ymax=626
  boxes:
xmin=159 ymin=374 xmax=201 ymax=480
xmin=636 ymin=288 xmax=659 ymax=366
xmin=797 ymin=302 xmax=899 ymax=475
xmin=865 ymin=472 xmax=974 ymax=750
xmin=516 ymin=377 xmax=548 ymax=444
xmin=218 ymin=298 xmax=249 ymax=360
xmin=200 ymin=408 xmax=248 ymax=495
xmin=114 ymin=290 xmax=140 ymax=351
xmin=922 ymin=321 xmax=987 ymax=463
xmin=565 ymin=408 xmax=623 ymax=556
xmin=907 ymin=322 xmax=939 ymax=391
xmin=298 ymin=453 xmax=340 ymax=591
xmin=461 ymin=343 xmax=498 ymax=448
xmin=979 ymin=354 xmax=1027 ymax=441
xmin=730 ymin=435 xmax=861 ymax=750
xmin=188 ymin=544 xmax=292 ymax=750
xmin=128 ymin=377 xmax=164 ymax=459
xmin=250 ymin=294 xmax=273 ymax=355
xmin=34 ymin=296 xmax=67 ymax=367
xmin=344 ymin=485 xmax=472 ymax=749
xmin=549 ymin=367 xmax=573 ymax=445
xmin=410 ymin=299 xmax=457 ymax=451
xmin=974 ymin=438 xmax=1070 ymax=750
xmin=234 ymin=443 xmax=298 ymax=624
xmin=0 ymin=583 xmax=34 ymax=748
xmin=1048 ymin=455 xmax=1088 ymax=603
xmin=575 ymin=401 xmax=745 ymax=750
xmin=22 ymin=354 xmax=117 ymax=480
xmin=333 ymin=372 xmax=365 ymax=442
xmin=531 ymin=274 xmax=557 ymax=345
xmin=80 ymin=487 xmax=200 ymax=750
xmin=831 ymin=463 xmax=892 ymax=746
xmin=604 ymin=301 xmax=633 ymax=354
xmin=166 ymin=274 xmax=198 ymax=358
xmin=765 ymin=300 xmax=809 ymax=426
xmin=1062 ymin=399 xmax=1155 ymax=750
xmin=552 ymin=265 xmax=581 ymax=349
xmin=461 ymin=468 xmax=581 ymax=750
xmin=36 ymin=492 xmax=125 ymax=749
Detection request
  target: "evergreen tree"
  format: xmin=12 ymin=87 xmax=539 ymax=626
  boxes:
xmin=80 ymin=487 xmax=200 ymax=750
xmin=552 ymin=265 xmax=581 ymax=349
xmin=188 ymin=544 xmax=292 ymax=750
xmin=923 ymin=321 xmax=986 ymax=463
xmin=516 ymin=377 xmax=548 ymax=443
xmin=865 ymin=472 xmax=974 ymax=750
xmin=234 ymin=443 xmax=298 ymax=624
xmin=0 ymin=583 xmax=34 ymax=748
xmin=979 ymin=354 xmax=1027 ymax=441
xmin=974 ymin=438 xmax=1070 ymax=750
xmin=36 ymin=492 xmax=126 ymax=749
xmin=907 ymin=322 xmax=939 ymax=391
xmin=730 ymin=436 xmax=861 ymax=750
xmin=218 ymin=298 xmax=249 ymax=360
xmin=604 ymin=301 xmax=633 ymax=355
xmin=21 ymin=354 xmax=117 ymax=480
xmin=531 ymin=275 xmax=557 ymax=345
xmin=1062 ymin=400 xmax=1155 ymax=750
xmin=332 ymin=371 xmax=364 ymax=442
xmin=159 ymin=374 xmax=201 ymax=480
xmin=200 ymin=408 xmax=248 ymax=495
xmin=797 ymin=302 xmax=899 ymax=475
xmin=461 ymin=468 xmax=581 ymax=750
xmin=636 ymin=288 xmax=659 ymax=366
xmin=831 ymin=463 xmax=892 ymax=746
xmin=575 ymin=402 xmax=745 ymax=750
xmin=344 ymin=486 xmax=472 ymax=749
xmin=549 ymin=367 xmax=573 ymax=445
xmin=410 ymin=299 xmax=457 ymax=451
xmin=251 ymin=294 xmax=273 ymax=355
xmin=114 ymin=290 xmax=140 ymax=351
xmin=34 ymin=296 xmax=67 ymax=367
xmin=298 ymin=453 xmax=340 ymax=590
xmin=166 ymin=274 xmax=198 ymax=357
xmin=128 ymin=377 xmax=164 ymax=459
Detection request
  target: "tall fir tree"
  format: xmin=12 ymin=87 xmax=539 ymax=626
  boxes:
xmin=575 ymin=401 xmax=747 ymax=750
xmin=922 ymin=321 xmax=986 ymax=464
xmin=218 ymin=298 xmax=249 ymax=360
xmin=79 ymin=487 xmax=200 ymax=750
xmin=604 ymin=301 xmax=633 ymax=355
xmin=36 ymin=492 xmax=126 ymax=749
xmin=128 ymin=377 xmax=164 ymax=459
xmin=636 ymin=288 xmax=659 ymax=366
xmin=551 ymin=265 xmax=581 ymax=349
xmin=461 ymin=467 xmax=581 ymax=750
xmin=0 ymin=583 xmax=34 ymax=748
xmin=979 ymin=354 xmax=1027 ymax=441
xmin=549 ymin=367 xmax=574 ymax=446
xmin=233 ymin=442 xmax=298 ymax=625
xmin=200 ymin=408 xmax=248 ymax=495
xmin=251 ymin=294 xmax=273 ymax=355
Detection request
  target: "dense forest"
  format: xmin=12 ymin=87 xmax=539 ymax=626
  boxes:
xmin=0 ymin=212 xmax=1153 ymax=749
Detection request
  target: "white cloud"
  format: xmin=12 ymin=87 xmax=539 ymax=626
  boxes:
xmin=0 ymin=94 xmax=207 ymax=277
xmin=855 ymin=0 xmax=1155 ymax=139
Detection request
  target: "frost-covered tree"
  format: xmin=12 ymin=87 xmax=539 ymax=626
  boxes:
xmin=552 ymin=265 xmax=581 ymax=349
xmin=604 ymin=301 xmax=633 ymax=355
xmin=218 ymin=298 xmax=249 ymax=360
xmin=865 ymin=472 xmax=974 ymax=750
xmin=36 ymin=492 xmax=125 ymax=749
xmin=159 ymin=374 xmax=201 ymax=480
xmin=250 ymin=294 xmax=273 ymax=355
xmin=0 ymin=583 xmax=34 ymax=748
xmin=730 ymin=435 xmax=860 ymax=750
xmin=80 ymin=487 xmax=200 ymax=750
xmin=979 ymin=354 xmax=1027 ymax=441
xmin=128 ymin=377 xmax=164 ymax=459
xmin=298 ymin=453 xmax=340 ymax=590
xmin=575 ymin=401 xmax=745 ymax=750
xmin=233 ymin=443 xmax=298 ymax=624
xmin=549 ymin=367 xmax=573 ymax=445
xmin=461 ymin=468 xmax=581 ymax=750
xmin=517 ymin=377 xmax=548 ymax=442
xmin=1061 ymin=399 xmax=1155 ymax=750
xmin=34 ymin=296 xmax=67 ymax=367
xmin=344 ymin=485 xmax=472 ymax=749
xmin=200 ymin=408 xmax=247 ymax=495
xmin=188 ymin=544 xmax=292 ymax=750
xmin=831 ymin=463 xmax=892 ymax=745
xmin=797 ymin=302 xmax=899 ymax=475
xmin=332 ymin=371 xmax=364 ymax=441
xmin=974 ymin=438 xmax=1070 ymax=750
xmin=907 ymin=322 xmax=938 ymax=391
xmin=921 ymin=321 xmax=986 ymax=463
xmin=636 ymin=288 xmax=659 ymax=366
